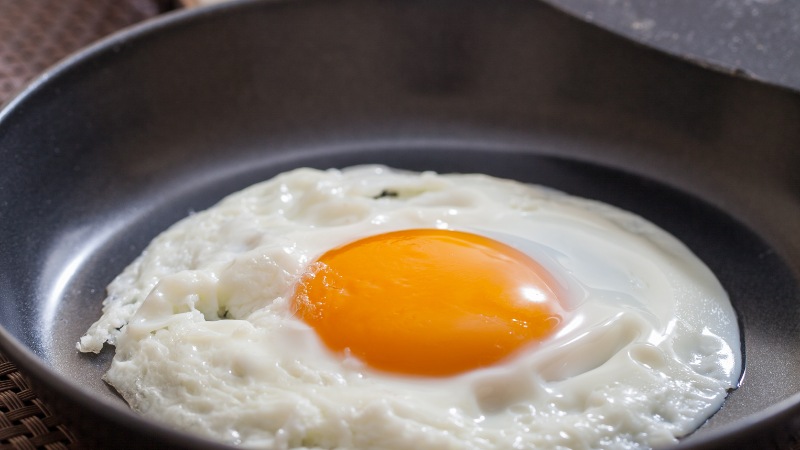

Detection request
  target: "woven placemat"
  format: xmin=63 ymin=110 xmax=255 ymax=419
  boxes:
xmin=0 ymin=354 xmax=79 ymax=450
xmin=0 ymin=2 xmax=171 ymax=447
xmin=0 ymin=0 xmax=174 ymax=106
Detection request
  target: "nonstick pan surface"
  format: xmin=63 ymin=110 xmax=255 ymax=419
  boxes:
xmin=0 ymin=0 xmax=799 ymax=448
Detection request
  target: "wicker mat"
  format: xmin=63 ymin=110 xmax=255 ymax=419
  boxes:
xmin=0 ymin=2 xmax=171 ymax=448
xmin=0 ymin=354 xmax=79 ymax=450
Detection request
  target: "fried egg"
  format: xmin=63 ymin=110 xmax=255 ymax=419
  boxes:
xmin=78 ymin=166 xmax=741 ymax=450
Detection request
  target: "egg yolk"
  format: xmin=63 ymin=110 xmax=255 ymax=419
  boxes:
xmin=291 ymin=229 xmax=563 ymax=376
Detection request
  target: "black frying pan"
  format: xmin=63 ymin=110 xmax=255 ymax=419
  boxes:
xmin=1 ymin=0 xmax=799 ymax=448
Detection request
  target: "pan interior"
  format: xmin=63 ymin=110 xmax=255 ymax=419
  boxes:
xmin=14 ymin=141 xmax=798 ymax=441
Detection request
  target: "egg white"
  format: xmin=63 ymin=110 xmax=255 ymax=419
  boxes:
xmin=78 ymin=166 xmax=741 ymax=450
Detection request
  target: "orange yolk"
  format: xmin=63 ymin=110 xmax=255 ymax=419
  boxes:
xmin=291 ymin=229 xmax=563 ymax=376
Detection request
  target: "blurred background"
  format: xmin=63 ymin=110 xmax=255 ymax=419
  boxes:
xmin=2 ymin=0 xmax=800 ymax=109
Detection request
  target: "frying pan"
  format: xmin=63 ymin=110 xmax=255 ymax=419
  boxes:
xmin=1 ymin=0 xmax=799 ymax=448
